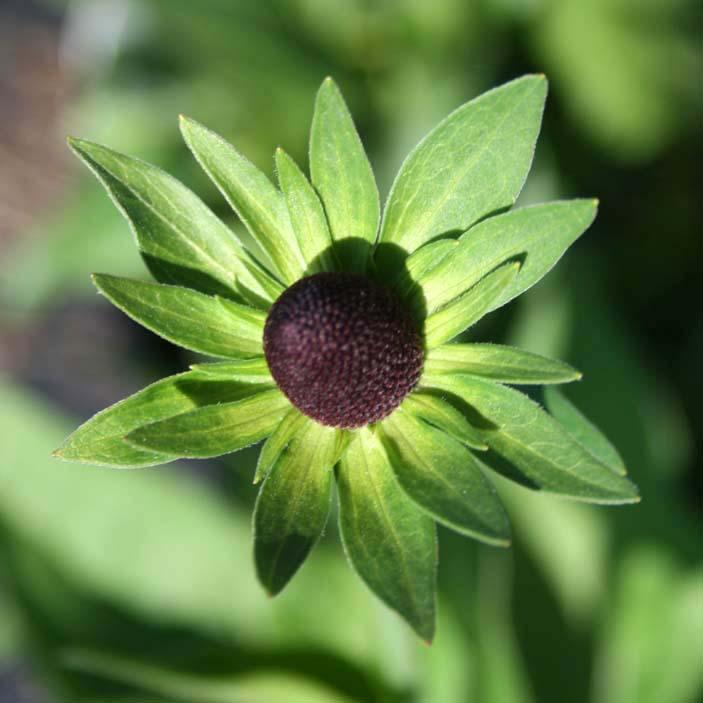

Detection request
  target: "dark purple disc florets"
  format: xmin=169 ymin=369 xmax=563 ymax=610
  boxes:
xmin=263 ymin=272 xmax=423 ymax=428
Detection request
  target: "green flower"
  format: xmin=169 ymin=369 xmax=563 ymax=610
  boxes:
xmin=55 ymin=75 xmax=639 ymax=642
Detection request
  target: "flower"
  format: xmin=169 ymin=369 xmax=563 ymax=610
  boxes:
xmin=54 ymin=75 xmax=639 ymax=641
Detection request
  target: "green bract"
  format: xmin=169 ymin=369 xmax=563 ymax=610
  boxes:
xmin=55 ymin=75 xmax=639 ymax=642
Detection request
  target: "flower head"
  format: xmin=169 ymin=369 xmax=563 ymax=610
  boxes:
xmin=55 ymin=75 xmax=639 ymax=642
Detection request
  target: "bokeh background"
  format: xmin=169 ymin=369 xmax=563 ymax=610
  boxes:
xmin=1 ymin=1 xmax=701 ymax=701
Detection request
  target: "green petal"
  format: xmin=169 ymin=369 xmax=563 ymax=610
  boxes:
xmin=424 ymin=261 xmax=520 ymax=348
xmin=179 ymin=116 xmax=305 ymax=284
xmin=425 ymin=374 xmax=639 ymax=504
xmin=53 ymin=373 xmax=271 ymax=468
xmin=418 ymin=200 xmax=598 ymax=315
xmin=544 ymin=387 xmax=627 ymax=475
xmin=380 ymin=408 xmax=511 ymax=546
xmin=310 ymin=77 xmax=380 ymax=273
xmin=254 ymin=407 xmax=307 ymax=484
xmin=275 ymin=148 xmax=337 ymax=274
xmin=388 ymin=238 xmax=458 ymax=304
xmin=379 ymin=75 xmax=547 ymax=256
xmin=401 ymin=391 xmax=488 ymax=451
xmin=336 ymin=428 xmax=437 ymax=642
xmin=126 ymin=388 xmax=288 ymax=458
xmin=253 ymin=420 xmax=339 ymax=595
xmin=93 ymin=274 xmax=265 ymax=358
xmin=190 ymin=358 xmax=273 ymax=384
xmin=425 ymin=344 xmax=581 ymax=384
xmin=67 ymin=137 xmax=281 ymax=307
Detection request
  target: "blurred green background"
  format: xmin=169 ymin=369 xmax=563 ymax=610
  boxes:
xmin=1 ymin=0 xmax=701 ymax=701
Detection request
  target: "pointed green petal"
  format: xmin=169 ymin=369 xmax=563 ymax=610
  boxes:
xmin=544 ymin=387 xmax=627 ymax=475
xmin=388 ymin=238 xmax=458 ymax=303
xmin=190 ymin=358 xmax=273 ymax=384
xmin=424 ymin=374 xmax=639 ymax=504
xmin=401 ymin=391 xmax=488 ymax=451
xmin=53 ymin=373 xmax=269 ymax=468
xmin=380 ymin=409 xmax=511 ymax=546
xmin=337 ymin=428 xmax=437 ymax=642
xmin=254 ymin=407 xmax=307 ymax=484
xmin=425 ymin=344 xmax=581 ymax=384
xmin=93 ymin=274 xmax=265 ymax=358
xmin=419 ymin=200 xmax=597 ymax=315
xmin=424 ymin=261 xmax=520 ymax=348
xmin=379 ymin=75 xmax=547 ymax=255
xmin=179 ymin=116 xmax=305 ymax=284
xmin=67 ymin=137 xmax=281 ymax=307
xmin=253 ymin=420 xmax=338 ymax=595
xmin=275 ymin=148 xmax=337 ymax=274
xmin=126 ymin=388 xmax=288 ymax=458
xmin=310 ymin=77 xmax=380 ymax=273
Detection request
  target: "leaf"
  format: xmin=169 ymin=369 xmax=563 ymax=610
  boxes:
xmin=401 ymin=391 xmax=488 ymax=451
xmin=310 ymin=77 xmax=380 ymax=272
xmin=190 ymin=358 xmax=273 ymax=384
xmin=424 ymin=374 xmax=639 ymax=504
xmin=53 ymin=373 xmax=270 ymax=468
xmin=379 ymin=75 xmax=547 ymax=255
xmin=418 ymin=200 xmax=598 ymax=315
xmin=424 ymin=261 xmax=520 ymax=348
xmin=179 ymin=116 xmax=305 ymax=284
xmin=336 ymin=428 xmax=437 ymax=642
xmin=253 ymin=420 xmax=338 ymax=595
xmin=126 ymin=389 xmax=289 ymax=458
xmin=66 ymin=650 xmax=360 ymax=703
xmin=67 ymin=138 xmax=281 ymax=307
xmin=93 ymin=275 xmax=265 ymax=359
xmin=275 ymin=148 xmax=336 ymax=274
xmin=380 ymin=408 xmax=511 ymax=546
xmin=544 ymin=387 xmax=627 ymax=475
xmin=254 ymin=407 xmax=307 ymax=484
xmin=425 ymin=343 xmax=581 ymax=384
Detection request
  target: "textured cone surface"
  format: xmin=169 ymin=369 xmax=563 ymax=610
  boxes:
xmin=264 ymin=273 xmax=423 ymax=428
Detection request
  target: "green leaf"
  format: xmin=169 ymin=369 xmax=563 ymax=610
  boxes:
xmin=67 ymin=137 xmax=281 ymax=308
xmin=126 ymin=389 xmax=289 ymax=458
xmin=379 ymin=75 xmax=547 ymax=255
xmin=424 ymin=374 xmax=639 ymax=504
xmin=65 ymin=650 xmax=360 ymax=703
xmin=254 ymin=407 xmax=307 ymax=484
xmin=418 ymin=200 xmax=598 ymax=315
xmin=336 ymin=428 xmax=437 ymax=642
xmin=544 ymin=387 xmax=626 ymax=475
xmin=380 ymin=408 xmax=511 ymax=546
xmin=401 ymin=391 xmax=488 ymax=451
xmin=424 ymin=261 xmax=520 ymax=348
xmin=190 ymin=358 xmax=273 ymax=384
xmin=93 ymin=274 xmax=266 ymax=359
xmin=425 ymin=343 xmax=581 ymax=384
xmin=253 ymin=420 xmax=337 ymax=595
xmin=179 ymin=116 xmax=305 ymax=284
xmin=275 ymin=148 xmax=336 ymax=274
xmin=53 ymin=373 xmax=270 ymax=468
xmin=310 ymin=77 xmax=380 ymax=272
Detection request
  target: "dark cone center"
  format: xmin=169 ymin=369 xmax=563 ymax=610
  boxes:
xmin=263 ymin=272 xmax=423 ymax=428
